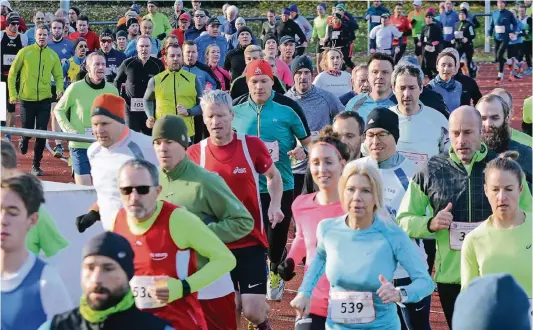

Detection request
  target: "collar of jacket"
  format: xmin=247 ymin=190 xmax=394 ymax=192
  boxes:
xmin=163 ymin=155 xmax=191 ymax=179
xmin=32 ymin=43 xmax=48 ymax=50
xmin=247 ymin=90 xmax=275 ymax=111
xmin=84 ymin=75 xmax=106 ymax=89
xmin=448 ymin=143 xmax=488 ymax=174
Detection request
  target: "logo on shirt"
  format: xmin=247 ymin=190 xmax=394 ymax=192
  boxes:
xmin=150 ymin=252 xmax=169 ymax=261
xmin=233 ymin=167 xmax=247 ymax=174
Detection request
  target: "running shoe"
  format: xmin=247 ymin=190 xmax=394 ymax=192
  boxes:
xmin=525 ymin=67 xmax=532 ymax=75
xmin=4 ymin=134 xmax=11 ymax=142
xmin=470 ymin=65 xmax=478 ymax=78
xmin=494 ymin=77 xmax=503 ymax=85
xmin=53 ymin=144 xmax=64 ymax=158
xmin=31 ymin=166 xmax=43 ymax=177
xmin=515 ymin=73 xmax=524 ymax=79
xmin=266 ymin=272 xmax=285 ymax=301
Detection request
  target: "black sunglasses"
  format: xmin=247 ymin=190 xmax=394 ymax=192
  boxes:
xmin=119 ymin=186 xmax=153 ymax=195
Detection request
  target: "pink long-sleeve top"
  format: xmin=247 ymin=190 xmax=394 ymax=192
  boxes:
xmin=289 ymin=192 xmax=345 ymax=317
xmin=275 ymin=58 xmax=294 ymax=87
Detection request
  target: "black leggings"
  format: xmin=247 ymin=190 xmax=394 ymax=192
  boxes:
xmin=295 ymin=314 xmax=326 ymax=330
xmin=260 ymin=190 xmax=294 ymax=269
xmin=422 ymin=49 xmax=438 ymax=78
xmin=495 ymin=39 xmax=510 ymax=73
xmin=341 ymin=44 xmax=354 ymax=70
xmin=523 ymin=40 xmax=532 ymax=67
xmin=126 ymin=109 xmax=152 ymax=136
xmin=437 ymin=283 xmax=461 ymax=329
xmin=20 ymin=100 xmax=52 ymax=168
xmin=456 ymin=43 xmax=474 ymax=71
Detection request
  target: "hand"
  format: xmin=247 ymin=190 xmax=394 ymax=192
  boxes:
xmin=394 ymin=47 xmax=400 ymax=54
xmin=147 ymin=284 xmax=169 ymax=304
xmin=509 ymin=33 xmax=517 ymax=40
xmin=268 ymin=203 xmax=284 ymax=228
xmin=376 ymin=275 xmax=400 ymax=304
xmin=177 ymin=104 xmax=188 ymax=116
xmin=365 ymin=15 xmax=370 ymax=21
xmin=156 ymin=33 xmax=167 ymax=41
xmin=451 ymin=39 xmax=455 ymax=44
xmin=429 ymin=202 xmax=453 ymax=232
xmin=462 ymin=37 xmax=468 ymax=43
xmin=75 ymin=210 xmax=100 ymax=233
xmin=9 ymin=98 xmax=18 ymax=104
xmin=56 ymin=91 xmax=63 ymax=100
xmin=288 ymin=146 xmax=306 ymax=161
xmin=278 ymin=258 xmax=296 ymax=281
xmin=146 ymin=116 xmax=155 ymax=128
xmin=290 ymin=292 xmax=311 ymax=319
xmin=417 ymin=42 xmax=422 ymax=47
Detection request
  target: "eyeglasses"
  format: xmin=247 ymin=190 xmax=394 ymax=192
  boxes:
xmin=119 ymin=186 xmax=153 ymax=195
xmin=101 ymin=39 xmax=113 ymax=44
xmin=365 ymin=132 xmax=391 ymax=140
xmin=9 ymin=22 xmax=19 ymax=26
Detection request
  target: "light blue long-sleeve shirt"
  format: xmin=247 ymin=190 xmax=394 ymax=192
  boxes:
xmin=344 ymin=93 xmax=396 ymax=122
xmin=124 ymin=37 xmax=161 ymax=58
xmin=25 ymin=27 xmax=36 ymax=45
xmin=299 ymin=215 xmax=435 ymax=329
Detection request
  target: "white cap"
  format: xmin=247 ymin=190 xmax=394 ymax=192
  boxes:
xmin=460 ymin=2 xmax=470 ymax=11
xmin=0 ymin=1 xmax=12 ymax=11
xmin=413 ymin=0 xmax=422 ymax=6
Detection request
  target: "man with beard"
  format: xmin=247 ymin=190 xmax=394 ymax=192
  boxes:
xmin=476 ymin=94 xmax=532 ymax=187
xmin=490 ymin=87 xmax=532 ymax=147
xmin=38 ymin=232 xmax=173 ymax=330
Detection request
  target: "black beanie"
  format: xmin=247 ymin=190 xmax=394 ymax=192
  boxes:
xmin=83 ymin=232 xmax=135 ymax=280
xmin=263 ymin=33 xmax=278 ymax=49
xmin=237 ymin=26 xmax=253 ymax=38
xmin=291 ymin=55 xmax=313 ymax=76
xmin=126 ymin=17 xmax=138 ymax=28
xmin=364 ymin=107 xmax=400 ymax=143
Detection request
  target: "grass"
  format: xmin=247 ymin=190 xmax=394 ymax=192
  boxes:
xmin=15 ymin=1 xmax=506 ymax=62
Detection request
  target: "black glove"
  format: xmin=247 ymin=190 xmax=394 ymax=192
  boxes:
xmin=76 ymin=210 xmax=100 ymax=233
xmin=156 ymin=33 xmax=167 ymax=41
xmin=277 ymin=258 xmax=296 ymax=281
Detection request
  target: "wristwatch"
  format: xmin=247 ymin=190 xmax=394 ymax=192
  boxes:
xmin=396 ymin=287 xmax=408 ymax=303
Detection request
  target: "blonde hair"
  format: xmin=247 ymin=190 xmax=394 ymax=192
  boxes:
xmin=205 ymin=44 xmax=220 ymax=63
xmin=338 ymin=159 xmax=384 ymax=213
xmin=320 ymin=47 xmax=344 ymax=72
xmin=244 ymin=44 xmax=263 ymax=56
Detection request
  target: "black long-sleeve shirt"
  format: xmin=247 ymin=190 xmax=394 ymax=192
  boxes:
xmin=274 ymin=19 xmax=307 ymax=43
xmin=114 ymin=56 xmax=165 ymax=102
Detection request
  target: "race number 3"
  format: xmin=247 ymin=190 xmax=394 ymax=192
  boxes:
xmin=449 ymin=222 xmax=481 ymax=251
xmin=329 ymin=291 xmax=376 ymax=324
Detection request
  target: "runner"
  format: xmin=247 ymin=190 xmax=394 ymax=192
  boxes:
xmin=115 ymin=30 xmax=128 ymax=52
xmin=143 ymin=44 xmax=203 ymax=141
xmin=224 ymin=26 xmax=254 ymax=81
xmin=345 ymin=53 xmax=396 ymax=121
xmin=115 ymin=9 xmax=140 ymax=34
xmin=185 ymin=9 xmax=207 ymax=41
xmin=123 ymin=17 xmax=140 ymax=41
xmin=125 ymin=19 xmax=161 ymax=58
xmin=0 ymin=11 xmax=27 ymax=141
xmin=143 ymin=0 xmax=171 ymax=41
xmin=365 ymin=0 xmax=391 ymax=31
xmin=397 ymin=106 xmax=532 ymax=327
xmin=407 ymin=0 xmax=424 ymax=64
xmin=189 ymin=1 xmax=210 ymax=21
xmin=288 ymin=4 xmax=311 ymax=56
xmin=517 ymin=3 xmax=532 ymax=75
xmin=24 ymin=11 xmax=44 ymax=45
xmin=8 ymin=23 xmax=63 ymax=177
xmin=260 ymin=9 xmax=277 ymax=41
xmin=205 ymin=45 xmax=231 ymax=91
xmin=0 ymin=1 xmax=27 ymax=32
xmin=278 ymin=132 xmax=350 ymax=330
xmin=152 ymin=115 xmax=255 ymax=330
xmin=490 ymin=87 xmax=532 ymax=147
xmin=187 ymin=90 xmax=284 ymax=330
xmin=420 ymin=9 xmax=442 ymax=79
xmin=290 ymin=159 xmax=434 ymax=330
xmin=68 ymin=6 xmax=79 ymax=31
xmin=441 ymin=47 xmax=482 ymax=107
xmin=228 ymin=18 xmax=259 ymax=51
xmin=274 ymin=8 xmax=306 ymax=53
xmin=311 ymin=3 xmax=328 ymax=74
xmin=38 ymin=232 xmax=173 ymax=330
xmin=97 ymin=29 xmax=127 ymax=83
xmin=114 ymin=35 xmax=165 ymax=135
xmin=507 ymin=8 xmax=526 ymax=81
xmin=452 ymin=9 xmax=476 ymax=77
xmin=339 ymin=65 xmax=370 ymax=106
xmin=194 ymin=17 xmax=228 ymax=65
xmin=286 ymin=56 xmax=344 ymax=196
xmin=169 ymin=0 xmax=186 ymax=29
xmin=369 ymin=13 xmax=403 ymax=58
xmin=75 ymin=94 xmax=158 ymax=233
xmin=323 ymin=14 xmax=356 ymax=70
xmin=523 ymin=96 xmax=532 ymax=135
xmin=68 ymin=15 xmax=100 ymax=51
xmin=232 ymin=59 xmax=311 ymax=301
xmin=170 ymin=12 xmax=190 ymax=46
xmin=62 ymin=37 xmax=87 ymax=86
xmin=313 ymin=48 xmax=352 ymax=97
xmin=489 ymin=0 xmax=518 ymax=84
xmin=475 ymin=94 xmax=532 ymax=186
xmin=461 ymin=151 xmax=532 ymax=298
xmin=1 ymin=173 xmax=72 ymax=329
xmin=440 ymin=0 xmax=459 ymax=48
xmin=390 ymin=3 xmax=411 ymax=64
xmin=181 ymin=41 xmax=220 ymax=92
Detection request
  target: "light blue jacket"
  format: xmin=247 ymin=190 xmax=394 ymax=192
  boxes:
xmin=440 ymin=10 xmax=460 ymax=41
xmin=344 ymin=92 xmax=396 ymax=122
xmin=124 ymin=37 xmax=161 ymax=58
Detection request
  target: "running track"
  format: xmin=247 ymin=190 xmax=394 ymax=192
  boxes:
xmin=10 ymin=63 xmax=532 ymax=330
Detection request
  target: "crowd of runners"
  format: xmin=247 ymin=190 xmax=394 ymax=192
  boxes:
xmin=1 ymin=0 xmax=532 ymax=329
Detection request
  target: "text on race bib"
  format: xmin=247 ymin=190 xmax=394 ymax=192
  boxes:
xmin=495 ymin=25 xmax=506 ymax=34
xmin=454 ymin=31 xmax=464 ymax=39
xmin=84 ymin=128 xmax=93 ymax=136
xmin=310 ymin=131 xmax=320 ymax=141
xmin=424 ymin=45 xmax=436 ymax=53
xmin=371 ymin=16 xmax=382 ymax=23
xmin=443 ymin=27 xmax=453 ymax=35
xmin=130 ymin=276 xmax=167 ymax=309
xmin=398 ymin=151 xmax=429 ymax=164
xmin=3 ymin=54 xmax=15 ymax=66
xmin=449 ymin=222 xmax=481 ymax=251
xmin=332 ymin=31 xmax=341 ymax=39
xmin=329 ymin=291 xmax=376 ymax=324
xmin=264 ymin=140 xmax=280 ymax=163
xmin=130 ymin=98 xmax=145 ymax=112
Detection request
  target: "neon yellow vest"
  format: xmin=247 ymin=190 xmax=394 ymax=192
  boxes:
xmin=67 ymin=57 xmax=81 ymax=83
xmin=154 ymin=69 xmax=197 ymax=136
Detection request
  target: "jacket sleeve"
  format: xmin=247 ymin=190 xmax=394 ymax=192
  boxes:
xmin=397 ymin=171 xmax=434 ymax=239
xmin=201 ymin=174 xmax=254 ymax=243
xmin=167 ymin=208 xmax=236 ymax=301
xmin=293 ymin=21 xmax=307 ymax=42
xmin=163 ymin=15 xmax=172 ymax=35
xmin=53 ymin=85 xmax=77 ymax=133
xmin=488 ymin=13 xmax=494 ymax=36
xmin=460 ymin=232 xmax=480 ymax=291
xmin=52 ymin=56 xmax=64 ymax=94
xmin=519 ymin=177 xmax=533 ymax=213
xmin=143 ymin=77 xmax=156 ymax=118
xmin=114 ymin=60 xmax=128 ymax=92
xmin=7 ymin=49 xmax=24 ymax=101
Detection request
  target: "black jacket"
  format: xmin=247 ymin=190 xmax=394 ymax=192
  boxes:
xmin=50 ymin=306 xmax=171 ymax=330
xmin=419 ymin=88 xmax=449 ymax=119
xmin=422 ymin=23 xmax=442 ymax=47
xmin=223 ymin=46 xmax=246 ymax=81
xmin=275 ymin=19 xmax=307 ymax=43
xmin=325 ymin=21 xmax=355 ymax=48
xmin=454 ymin=72 xmax=482 ymax=105
xmin=453 ymin=20 xmax=475 ymax=44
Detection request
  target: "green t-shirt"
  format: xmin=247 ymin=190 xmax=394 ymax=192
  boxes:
xmin=26 ymin=206 xmax=69 ymax=257
xmin=523 ymin=96 xmax=532 ymax=124
xmin=312 ymin=16 xmax=329 ymax=40
xmin=512 ymin=128 xmax=532 ymax=147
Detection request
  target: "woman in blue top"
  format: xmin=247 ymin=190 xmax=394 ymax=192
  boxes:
xmin=291 ymin=160 xmax=434 ymax=329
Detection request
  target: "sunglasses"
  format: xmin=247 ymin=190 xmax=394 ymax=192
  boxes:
xmin=101 ymin=39 xmax=113 ymax=44
xmin=119 ymin=186 xmax=153 ymax=195
xmin=195 ymin=15 xmax=206 ymax=18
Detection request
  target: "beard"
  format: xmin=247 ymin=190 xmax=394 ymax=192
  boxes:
xmin=86 ymin=284 xmax=129 ymax=311
xmin=482 ymin=122 xmax=511 ymax=152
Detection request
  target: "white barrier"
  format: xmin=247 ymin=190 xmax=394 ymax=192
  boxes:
xmin=40 ymin=181 xmax=104 ymax=304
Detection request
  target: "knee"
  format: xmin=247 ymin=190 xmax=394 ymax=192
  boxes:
xmin=242 ymin=299 xmax=268 ymax=324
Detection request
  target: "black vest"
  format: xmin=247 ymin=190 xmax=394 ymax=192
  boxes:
xmin=1 ymin=33 xmax=22 ymax=76
xmin=50 ymin=306 xmax=170 ymax=330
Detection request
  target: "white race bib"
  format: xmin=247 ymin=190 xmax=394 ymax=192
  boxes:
xmin=264 ymin=140 xmax=279 ymax=162
xmin=495 ymin=25 xmax=506 ymax=34
xmin=449 ymin=222 xmax=481 ymax=251
xmin=398 ymin=151 xmax=429 ymax=164
xmin=371 ymin=15 xmax=382 ymax=23
xmin=84 ymin=127 xmax=93 ymax=136
xmin=130 ymin=276 xmax=167 ymax=309
xmin=130 ymin=98 xmax=145 ymax=112
xmin=424 ymin=45 xmax=435 ymax=53
xmin=330 ymin=291 xmax=375 ymax=324
xmin=454 ymin=31 xmax=464 ymax=39
xmin=3 ymin=54 xmax=15 ymax=66
xmin=310 ymin=131 xmax=320 ymax=141
xmin=332 ymin=31 xmax=341 ymax=39
xmin=443 ymin=26 xmax=453 ymax=35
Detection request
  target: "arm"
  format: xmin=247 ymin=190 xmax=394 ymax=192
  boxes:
xmin=125 ymin=40 xmax=137 ymax=57
xmin=167 ymin=208 xmax=236 ymax=301
xmin=519 ymin=177 xmax=532 ymax=212
xmin=294 ymin=21 xmax=307 ymax=42
xmin=397 ymin=177 xmax=434 ymax=239
xmin=164 ymin=15 xmax=172 ymax=36
xmin=264 ymin=163 xmax=283 ymax=221
xmin=40 ymin=266 xmax=74 ymax=319
xmin=143 ymin=77 xmax=156 ymax=118
xmin=52 ymin=57 xmax=64 ymax=95
xmin=460 ymin=234 xmax=480 ymax=291
xmin=200 ymin=63 xmax=222 ymax=90
xmin=114 ymin=60 xmax=128 ymax=91
xmin=54 ymin=86 xmax=77 ymax=133
xmin=299 ymin=221 xmax=327 ymax=297
xmin=7 ymin=49 xmax=24 ymax=101
xmin=187 ymin=77 xmax=203 ymax=116
xmin=286 ymin=202 xmax=307 ymax=264
xmin=488 ymin=13 xmax=494 ymax=36
xmin=304 ymin=19 xmax=313 ymax=41
xmin=61 ymin=59 xmax=70 ymax=78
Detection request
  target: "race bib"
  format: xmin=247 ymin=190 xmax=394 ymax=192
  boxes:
xmin=329 ymin=291 xmax=376 ymax=324
xmin=130 ymin=276 xmax=167 ymax=309
xmin=264 ymin=141 xmax=279 ymax=162
xmin=495 ymin=25 xmax=506 ymax=34
xmin=449 ymin=222 xmax=481 ymax=251
xmin=371 ymin=16 xmax=381 ymax=23
xmin=310 ymin=131 xmax=320 ymax=141
xmin=2 ymin=54 xmax=15 ymax=66
xmin=398 ymin=151 xmax=429 ymax=164
xmin=130 ymin=98 xmax=144 ymax=112
xmin=424 ymin=45 xmax=435 ymax=53
xmin=443 ymin=26 xmax=453 ymax=35
xmin=454 ymin=31 xmax=464 ymax=39
xmin=84 ymin=127 xmax=93 ymax=136
xmin=332 ymin=31 xmax=341 ymax=39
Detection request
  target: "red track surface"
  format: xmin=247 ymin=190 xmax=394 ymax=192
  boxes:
xmin=9 ymin=63 xmax=532 ymax=330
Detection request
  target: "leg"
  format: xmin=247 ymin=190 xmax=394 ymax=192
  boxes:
xmin=525 ymin=41 xmax=532 ymax=68
xmin=395 ymin=277 xmax=432 ymax=330
xmin=496 ymin=39 xmax=508 ymax=74
xmin=414 ymin=37 xmax=423 ymax=65
xmin=423 ymin=239 xmax=436 ymax=275
xmin=437 ymin=282 xmax=461 ymax=329
xmin=316 ymin=44 xmax=323 ymax=74
xmin=293 ymin=173 xmax=306 ymax=200
xmin=33 ymin=100 xmax=52 ymax=170
xmin=18 ymin=101 xmax=36 ymax=151
xmin=309 ymin=314 xmax=327 ymax=330
xmin=199 ymin=294 xmax=238 ymax=330
xmin=394 ymin=44 xmax=407 ymax=64
xmin=70 ymin=147 xmax=92 ymax=185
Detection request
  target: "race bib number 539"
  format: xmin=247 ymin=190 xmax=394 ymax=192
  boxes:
xmin=329 ymin=291 xmax=376 ymax=324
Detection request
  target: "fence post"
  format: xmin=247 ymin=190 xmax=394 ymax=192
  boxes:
xmin=367 ymin=0 xmax=370 ymax=55
xmin=485 ymin=0 xmax=490 ymax=53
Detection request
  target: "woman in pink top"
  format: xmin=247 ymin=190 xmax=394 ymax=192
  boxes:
xmin=206 ymin=44 xmax=231 ymax=91
xmin=278 ymin=128 xmax=351 ymax=329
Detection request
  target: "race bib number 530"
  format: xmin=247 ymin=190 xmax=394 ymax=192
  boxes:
xmin=449 ymin=222 xmax=480 ymax=251
xmin=329 ymin=291 xmax=376 ymax=324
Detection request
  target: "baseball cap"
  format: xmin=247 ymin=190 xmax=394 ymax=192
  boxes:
xmin=280 ymin=35 xmax=295 ymax=45
xmin=0 ymin=1 xmax=12 ymax=11
xmin=413 ymin=0 xmax=422 ymax=6
xmin=207 ymin=17 xmax=221 ymax=26
xmin=179 ymin=12 xmax=191 ymax=22
xmin=246 ymin=59 xmax=274 ymax=82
